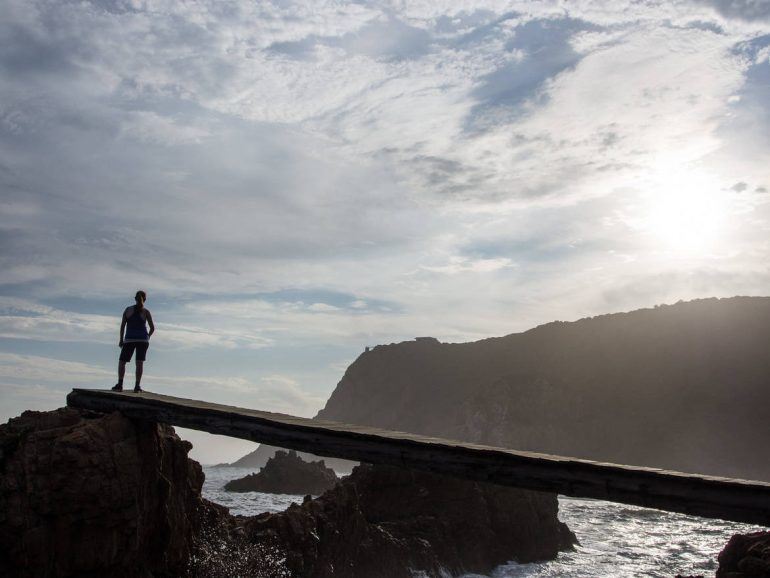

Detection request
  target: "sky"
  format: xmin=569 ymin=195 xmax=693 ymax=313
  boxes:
xmin=1 ymin=0 xmax=769 ymax=464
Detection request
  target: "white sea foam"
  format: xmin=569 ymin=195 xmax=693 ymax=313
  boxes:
xmin=202 ymin=466 xmax=760 ymax=577
xmin=485 ymin=497 xmax=756 ymax=578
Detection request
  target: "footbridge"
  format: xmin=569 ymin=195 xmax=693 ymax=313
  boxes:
xmin=67 ymin=388 xmax=770 ymax=526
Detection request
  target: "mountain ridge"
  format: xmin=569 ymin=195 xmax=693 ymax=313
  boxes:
xmin=316 ymin=296 xmax=770 ymax=482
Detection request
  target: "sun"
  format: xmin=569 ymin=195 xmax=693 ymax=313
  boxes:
xmin=641 ymin=168 xmax=728 ymax=256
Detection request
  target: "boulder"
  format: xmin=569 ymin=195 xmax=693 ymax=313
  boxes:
xmin=716 ymin=531 xmax=770 ymax=577
xmin=224 ymin=450 xmax=338 ymax=495
xmin=248 ymin=463 xmax=577 ymax=578
xmin=0 ymin=408 xmax=285 ymax=578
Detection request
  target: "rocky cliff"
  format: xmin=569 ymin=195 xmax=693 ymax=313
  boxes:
xmin=318 ymin=297 xmax=770 ymax=482
xmin=0 ymin=408 xmax=574 ymax=577
xmin=224 ymin=450 xmax=338 ymax=495
xmin=0 ymin=408 xmax=286 ymax=578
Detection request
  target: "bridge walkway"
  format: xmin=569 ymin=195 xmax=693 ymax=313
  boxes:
xmin=66 ymin=388 xmax=770 ymax=526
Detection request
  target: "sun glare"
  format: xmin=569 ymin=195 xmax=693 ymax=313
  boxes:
xmin=642 ymin=169 xmax=728 ymax=256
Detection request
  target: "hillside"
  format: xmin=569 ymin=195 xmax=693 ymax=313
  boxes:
xmin=317 ymin=297 xmax=770 ymax=482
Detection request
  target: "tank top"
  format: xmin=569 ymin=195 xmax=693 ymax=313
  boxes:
xmin=124 ymin=306 xmax=149 ymax=342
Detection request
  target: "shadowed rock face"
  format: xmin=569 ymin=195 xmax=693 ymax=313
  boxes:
xmin=0 ymin=408 xmax=285 ymax=578
xmin=0 ymin=408 xmax=202 ymax=577
xmin=716 ymin=531 xmax=770 ymax=578
xmin=248 ymin=463 xmax=577 ymax=578
xmin=0 ymin=408 xmax=575 ymax=578
xmin=318 ymin=297 xmax=770 ymax=482
xmin=224 ymin=450 xmax=338 ymax=495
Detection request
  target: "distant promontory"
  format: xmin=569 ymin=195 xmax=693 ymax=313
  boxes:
xmin=318 ymin=296 xmax=770 ymax=482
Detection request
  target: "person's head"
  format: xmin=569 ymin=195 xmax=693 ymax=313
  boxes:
xmin=135 ymin=290 xmax=147 ymax=306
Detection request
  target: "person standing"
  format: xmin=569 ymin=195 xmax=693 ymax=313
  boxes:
xmin=113 ymin=290 xmax=155 ymax=393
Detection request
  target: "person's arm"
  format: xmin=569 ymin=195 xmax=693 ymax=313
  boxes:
xmin=146 ymin=310 xmax=155 ymax=338
xmin=119 ymin=310 xmax=127 ymax=346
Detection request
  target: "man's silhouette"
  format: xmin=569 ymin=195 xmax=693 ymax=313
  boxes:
xmin=113 ymin=290 xmax=155 ymax=393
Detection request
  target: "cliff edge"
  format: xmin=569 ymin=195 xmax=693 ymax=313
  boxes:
xmin=0 ymin=408 xmax=286 ymax=577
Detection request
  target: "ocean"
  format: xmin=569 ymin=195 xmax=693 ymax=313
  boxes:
xmin=202 ymin=466 xmax=757 ymax=578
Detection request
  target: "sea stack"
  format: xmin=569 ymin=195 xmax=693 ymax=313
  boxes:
xmin=224 ymin=450 xmax=338 ymax=495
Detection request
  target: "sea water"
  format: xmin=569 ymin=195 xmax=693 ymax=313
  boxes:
xmin=202 ymin=466 xmax=758 ymax=577
xmin=202 ymin=467 xmax=305 ymax=515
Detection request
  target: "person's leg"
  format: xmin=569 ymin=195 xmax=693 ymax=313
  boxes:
xmin=112 ymin=361 xmax=126 ymax=390
xmin=135 ymin=361 xmax=143 ymax=390
xmin=113 ymin=346 xmax=133 ymax=391
xmin=133 ymin=343 xmax=148 ymax=392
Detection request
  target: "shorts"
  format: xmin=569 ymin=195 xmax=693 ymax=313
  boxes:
xmin=120 ymin=342 xmax=149 ymax=362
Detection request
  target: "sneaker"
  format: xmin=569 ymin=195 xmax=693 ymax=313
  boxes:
xmin=111 ymin=384 xmax=123 ymax=392
xmin=133 ymin=386 xmax=143 ymax=393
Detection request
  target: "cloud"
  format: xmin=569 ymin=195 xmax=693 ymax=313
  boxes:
xmin=0 ymin=0 xmax=769 ymax=427
xmin=307 ymin=303 xmax=340 ymax=312
xmin=0 ymin=352 xmax=326 ymax=418
xmin=268 ymin=15 xmax=433 ymax=62
xmin=421 ymin=256 xmax=514 ymax=274
xmin=598 ymin=268 xmax=770 ymax=311
xmin=467 ymin=16 xmax=599 ymax=131
xmin=119 ymin=111 xmax=210 ymax=145
xmin=0 ymin=353 xmax=111 ymax=383
xmin=0 ymin=298 xmax=272 ymax=349
xmin=0 ymin=382 xmax=69 ymax=426
xmin=698 ymin=0 xmax=770 ymax=21
xmin=0 ymin=298 xmax=115 ymax=342
xmin=144 ymin=374 xmax=326 ymax=416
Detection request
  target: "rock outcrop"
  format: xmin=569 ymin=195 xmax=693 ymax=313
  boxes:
xmin=217 ymin=444 xmax=356 ymax=474
xmin=0 ymin=408 xmax=286 ymax=578
xmin=224 ymin=450 xmax=338 ymax=495
xmin=318 ymin=297 xmax=770 ymax=482
xmin=716 ymin=531 xmax=770 ymax=577
xmin=0 ymin=408 xmax=574 ymax=578
xmin=248 ymin=463 xmax=577 ymax=578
